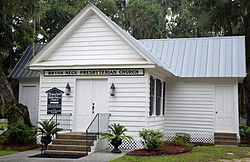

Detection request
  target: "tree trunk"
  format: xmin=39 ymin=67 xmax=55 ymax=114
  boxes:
xmin=0 ymin=68 xmax=32 ymax=127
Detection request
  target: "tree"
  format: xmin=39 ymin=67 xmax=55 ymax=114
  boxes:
xmin=0 ymin=0 xmax=40 ymax=126
xmin=125 ymin=0 xmax=166 ymax=39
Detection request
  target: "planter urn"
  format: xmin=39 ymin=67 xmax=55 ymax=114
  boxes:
xmin=111 ymin=138 xmax=122 ymax=153
xmin=41 ymin=136 xmax=52 ymax=150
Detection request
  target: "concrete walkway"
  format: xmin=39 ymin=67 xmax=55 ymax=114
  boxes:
xmin=0 ymin=148 xmax=127 ymax=162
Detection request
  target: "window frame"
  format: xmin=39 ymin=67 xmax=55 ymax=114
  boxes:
xmin=149 ymin=76 xmax=166 ymax=117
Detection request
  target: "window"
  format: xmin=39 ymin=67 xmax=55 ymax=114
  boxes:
xmin=156 ymin=79 xmax=162 ymax=116
xmin=149 ymin=76 xmax=154 ymax=116
xmin=149 ymin=76 xmax=166 ymax=116
xmin=162 ymin=82 xmax=166 ymax=115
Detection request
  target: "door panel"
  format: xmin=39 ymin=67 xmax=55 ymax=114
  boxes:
xmin=75 ymin=79 xmax=108 ymax=132
xmin=92 ymin=80 xmax=108 ymax=114
xmin=21 ymin=86 xmax=37 ymax=126
xmin=214 ymin=86 xmax=235 ymax=132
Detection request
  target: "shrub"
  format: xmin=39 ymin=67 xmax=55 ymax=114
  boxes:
xmin=171 ymin=132 xmax=191 ymax=146
xmin=0 ymin=122 xmax=8 ymax=130
xmin=2 ymin=121 xmax=36 ymax=145
xmin=139 ymin=129 xmax=163 ymax=150
xmin=240 ymin=125 xmax=250 ymax=140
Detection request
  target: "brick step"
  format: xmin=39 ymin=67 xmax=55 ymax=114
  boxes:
xmin=48 ymin=144 xmax=91 ymax=152
xmin=214 ymin=140 xmax=237 ymax=146
xmin=214 ymin=136 xmax=237 ymax=141
xmin=52 ymin=139 xmax=94 ymax=146
xmin=214 ymin=133 xmax=236 ymax=138
xmin=56 ymin=133 xmax=97 ymax=140
xmin=44 ymin=150 xmax=87 ymax=156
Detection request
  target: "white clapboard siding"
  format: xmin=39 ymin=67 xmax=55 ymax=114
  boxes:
xmin=109 ymin=76 xmax=147 ymax=137
xmin=165 ymin=81 xmax=214 ymax=134
xmin=38 ymin=75 xmax=75 ymax=123
xmin=47 ymin=14 xmax=147 ymax=64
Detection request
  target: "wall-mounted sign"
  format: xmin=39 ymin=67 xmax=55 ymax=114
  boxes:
xmin=46 ymin=87 xmax=63 ymax=114
xmin=44 ymin=68 xmax=144 ymax=77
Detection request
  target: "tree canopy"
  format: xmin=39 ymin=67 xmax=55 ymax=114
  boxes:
xmin=0 ymin=0 xmax=250 ymax=124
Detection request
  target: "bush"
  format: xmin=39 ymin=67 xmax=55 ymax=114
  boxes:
xmin=171 ymin=132 xmax=191 ymax=146
xmin=0 ymin=122 xmax=7 ymax=130
xmin=139 ymin=129 xmax=163 ymax=150
xmin=240 ymin=125 xmax=250 ymax=140
xmin=2 ymin=121 xmax=36 ymax=145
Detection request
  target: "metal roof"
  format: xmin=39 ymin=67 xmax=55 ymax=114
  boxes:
xmin=9 ymin=44 xmax=45 ymax=78
xmin=139 ymin=36 xmax=246 ymax=77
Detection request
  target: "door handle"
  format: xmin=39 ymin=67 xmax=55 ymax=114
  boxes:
xmin=92 ymin=103 xmax=95 ymax=114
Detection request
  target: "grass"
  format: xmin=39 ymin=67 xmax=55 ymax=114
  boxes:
xmin=0 ymin=144 xmax=40 ymax=156
xmin=0 ymin=148 xmax=18 ymax=156
xmin=112 ymin=146 xmax=250 ymax=162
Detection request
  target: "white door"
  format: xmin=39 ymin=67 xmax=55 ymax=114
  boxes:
xmin=214 ymin=86 xmax=235 ymax=133
xmin=21 ymin=86 xmax=37 ymax=126
xmin=75 ymin=79 xmax=108 ymax=132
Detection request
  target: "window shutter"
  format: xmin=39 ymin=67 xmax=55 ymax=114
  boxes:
xmin=162 ymin=82 xmax=166 ymax=115
xmin=149 ymin=76 xmax=154 ymax=116
xmin=156 ymin=79 xmax=161 ymax=116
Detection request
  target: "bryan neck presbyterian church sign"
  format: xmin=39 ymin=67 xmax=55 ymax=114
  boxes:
xmin=44 ymin=68 xmax=144 ymax=77
xmin=46 ymin=87 xmax=63 ymax=114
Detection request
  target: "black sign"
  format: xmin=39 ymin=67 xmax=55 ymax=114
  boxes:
xmin=46 ymin=87 xmax=64 ymax=114
xmin=44 ymin=69 xmax=144 ymax=77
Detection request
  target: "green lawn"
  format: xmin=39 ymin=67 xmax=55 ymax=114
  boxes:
xmin=0 ymin=144 xmax=40 ymax=156
xmin=112 ymin=146 xmax=250 ymax=162
xmin=0 ymin=149 xmax=18 ymax=156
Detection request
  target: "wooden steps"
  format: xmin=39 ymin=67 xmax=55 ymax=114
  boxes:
xmin=214 ymin=133 xmax=237 ymax=146
xmin=43 ymin=132 xmax=97 ymax=157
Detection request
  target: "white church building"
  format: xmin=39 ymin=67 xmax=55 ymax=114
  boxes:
xmin=9 ymin=3 xmax=246 ymax=151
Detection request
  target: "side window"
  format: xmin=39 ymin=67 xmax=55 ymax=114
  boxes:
xmin=156 ymin=79 xmax=162 ymax=116
xmin=149 ymin=76 xmax=154 ymax=116
xmin=149 ymin=76 xmax=166 ymax=117
xmin=162 ymin=82 xmax=166 ymax=115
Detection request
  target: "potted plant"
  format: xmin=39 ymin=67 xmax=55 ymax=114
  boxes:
xmin=37 ymin=120 xmax=63 ymax=150
xmin=101 ymin=123 xmax=132 ymax=153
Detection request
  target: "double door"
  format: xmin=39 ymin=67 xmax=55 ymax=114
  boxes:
xmin=75 ymin=79 xmax=108 ymax=132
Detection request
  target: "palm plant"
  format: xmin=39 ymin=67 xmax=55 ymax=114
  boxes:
xmin=102 ymin=123 xmax=132 ymax=153
xmin=101 ymin=123 xmax=132 ymax=141
xmin=37 ymin=120 xmax=63 ymax=150
xmin=37 ymin=120 xmax=63 ymax=138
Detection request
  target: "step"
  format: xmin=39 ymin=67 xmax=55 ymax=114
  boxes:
xmin=52 ymin=139 xmax=94 ymax=146
xmin=214 ymin=140 xmax=237 ymax=146
xmin=48 ymin=144 xmax=91 ymax=152
xmin=214 ymin=136 xmax=237 ymax=141
xmin=56 ymin=133 xmax=97 ymax=140
xmin=214 ymin=133 xmax=236 ymax=137
xmin=44 ymin=150 xmax=87 ymax=156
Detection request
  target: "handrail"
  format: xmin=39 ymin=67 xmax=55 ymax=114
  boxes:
xmin=85 ymin=113 xmax=99 ymax=154
xmin=85 ymin=113 xmax=110 ymax=154
xmin=86 ymin=113 xmax=99 ymax=133
xmin=48 ymin=114 xmax=56 ymax=123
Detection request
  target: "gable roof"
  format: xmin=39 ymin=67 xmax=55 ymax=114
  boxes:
xmin=140 ymin=36 xmax=246 ymax=77
xmin=9 ymin=44 xmax=45 ymax=78
xmin=28 ymin=3 xmax=161 ymax=71
xmin=25 ymin=3 xmax=246 ymax=79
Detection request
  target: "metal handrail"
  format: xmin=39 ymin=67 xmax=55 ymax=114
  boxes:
xmin=85 ymin=113 xmax=100 ymax=154
xmin=85 ymin=113 xmax=110 ymax=154
xmin=48 ymin=114 xmax=56 ymax=123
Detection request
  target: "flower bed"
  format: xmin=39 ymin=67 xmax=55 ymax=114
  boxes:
xmin=126 ymin=141 xmax=193 ymax=156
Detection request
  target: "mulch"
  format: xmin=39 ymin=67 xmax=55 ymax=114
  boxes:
xmin=126 ymin=141 xmax=193 ymax=156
